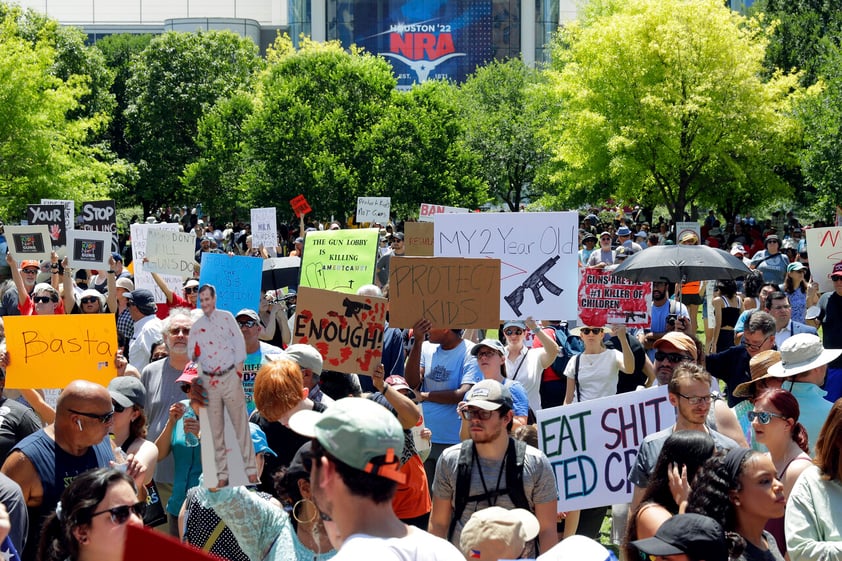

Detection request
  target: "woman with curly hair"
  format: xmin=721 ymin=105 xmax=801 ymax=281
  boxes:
xmin=687 ymin=448 xmax=786 ymax=561
xmin=624 ymin=431 xmax=716 ymax=560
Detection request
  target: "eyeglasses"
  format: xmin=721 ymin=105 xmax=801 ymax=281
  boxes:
xmin=461 ymin=408 xmax=495 ymax=421
xmin=504 ymin=329 xmax=523 ymax=336
xmin=21 ymin=268 xmax=39 ymax=274
xmin=580 ymin=327 xmax=603 ymax=335
xmin=748 ymin=410 xmax=788 ymax=424
xmin=81 ymin=297 xmax=100 ymax=304
xmin=676 ymin=393 xmax=714 ymax=405
xmin=180 ymin=383 xmax=191 ymax=394
xmin=742 ymin=335 xmax=771 ymax=352
xmin=33 ymin=296 xmax=57 ymax=304
xmin=91 ymin=502 xmax=147 ymax=525
xmin=169 ymin=326 xmax=190 ymax=336
xmin=476 ymin=350 xmax=499 ymax=359
xmin=654 ymin=351 xmax=691 ymax=363
xmin=238 ymin=320 xmax=258 ymax=329
xmin=69 ymin=409 xmax=115 ymax=424
xmin=184 ymin=287 xmax=198 ymax=294
xmin=112 ymin=402 xmax=126 ymax=413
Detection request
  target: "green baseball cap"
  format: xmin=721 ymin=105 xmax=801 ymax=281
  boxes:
xmin=288 ymin=397 xmax=406 ymax=483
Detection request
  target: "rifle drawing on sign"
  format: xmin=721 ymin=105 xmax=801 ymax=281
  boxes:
xmin=504 ymin=255 xmax=563 ymax=316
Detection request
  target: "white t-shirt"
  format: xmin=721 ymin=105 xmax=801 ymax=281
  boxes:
xmin=505 ymin=346 xmax=545 ymax=412
xmin=563 ymin=349 xmax=624 ymax=402
xmin=334 ymin=528 xmax=464 ymax=561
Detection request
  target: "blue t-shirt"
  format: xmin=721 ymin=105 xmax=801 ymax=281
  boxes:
xmin=169 ymin=400 xmax=203 ymax=515
xmin=420 ymin=340 xmax=478 ymax=445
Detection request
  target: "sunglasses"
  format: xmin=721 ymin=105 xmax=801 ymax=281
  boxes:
xmin=460 ymin=408 xmax=495 ymax=421
xmin=81 ymin=297 xmax=100 ymax=304
xmin=238 ymin=320 xmax=258 ymax=329
xmin=654 ymin=351 xmax=691 ymax=363
xmin=91 ymin=502 xmax=147 ymax=525
xmin=69 ymin=409 xmax=115 ymax=424
xmin=504 ymin=329 xmax=523 ymax=336
xmin=22 ymin=268 xmax=39 ymax=274
xmin=33 ymin=296 xmax=57 ymax=304
xmin=180 ymin=383 xmax=191 ymax=394
xmin=184 ymin=287 xmax=198 ymax=294
xmin=580 ymin=327 xmax=603 ymax=335
xmin=748 ymin=410 xmax=788 ymax=424
xmin=476 ymin=350 xmax=499 ymax=359
xmin=169 ymin=326 xmax=190 ymax=336
xmin=112 ymin=402 xmax=126 ymax=413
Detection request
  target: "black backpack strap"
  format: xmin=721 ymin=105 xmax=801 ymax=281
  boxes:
xmin=448 ymin=440 xmax=474 ymax=542
xmin=574 ymin=354 xmax=582 ymax=402
xmin=505 ymin=438 xmax=530 ymax=510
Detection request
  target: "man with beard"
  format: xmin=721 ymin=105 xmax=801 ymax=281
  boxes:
xmin=644 ymin=280 xmax=691 ymax=360
xmin=0 ymin=260 xmax=40 ymax=317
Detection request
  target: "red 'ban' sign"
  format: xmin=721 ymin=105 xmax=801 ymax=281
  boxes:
xmin=290 ymin=195 xmax=311 ymax=217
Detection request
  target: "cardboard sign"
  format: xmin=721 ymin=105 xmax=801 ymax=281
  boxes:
xmin=4 ymin=225 xmax=51 ymax=262
xmin=144 ymin=229 xmax=197 ymax=278
xmin=66 ymin=230 xmax=112 ymax=269
xmin=293 ymin=286 xmax=387 ymax=375
xmin=290 ymin=194 xmax=311 ymax=217
xmin=675 ymin=221 xmax=701 ymax=243
xmin=27 ymin=204 xmax=66 ymax=248
xmin=198 ymin=253 xmax=262 ymax=315
xmin=125 ymin=525 xmax=217 ymax=561
xmin=578 ymin=268 xmax=652 ymax=328
xmin=250 ymin=207 xmax=278 ymax=248
xmin=388 ymin=256 xmax=501 ymax=329
xmin=40 ymin=198 xmax=75 ymax=234
xmin=434 ymin=212 xmax=579 ymax=320
xmin=130 ymin=223 xmax=182 ymax=303
xmin=418 ymin=203 xmax=469 ymax=223
xmin=300 ymin=229 xmax=379 ymax=294
xmin=805 ymin=227 xmax=842 ymax=293
xmin=261 ymin=257 xmax=301 ymax=292
xmin=404 ymin=222 xmax=434 ymax=256
xmin=80 ymin=200 xmax=118 ymax=253
xmin=356 ymin=197 xmax=391 ymax=223
xmin=4 ymin=314 xmax=118 ymax=388
xmin=536 ymin=386 xmax=676 ymax=511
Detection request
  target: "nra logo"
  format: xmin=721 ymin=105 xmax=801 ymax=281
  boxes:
xmin=382 ymin=24 xmax=465 ymax=83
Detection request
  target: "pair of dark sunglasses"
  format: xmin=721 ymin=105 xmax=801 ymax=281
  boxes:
xmin=238 ymin=320 xmax=258 ymax=329
xmin=504 ymin=329 xmax=523 ymax=336
xmin=112 ymin=401 xmax=126 ymax=413
xmin=91 ymin=502 xmax=147 ymax=525
xmin=184 ymin=287 xmax=198 ymax=294
xmin=654 ymin=351 xmax=691 ymax=363
xmin=180 ymin=383 xmax=191 ymax=394
xmin=580 ymin=327 xmax=603 ymax=335
xmin=69 ymin=409 xmax=115 ymax=424
xmin=81 ymin=297 xmax=100 ymax=304
xmin=33 ymin=296 xmax=58 ymax=304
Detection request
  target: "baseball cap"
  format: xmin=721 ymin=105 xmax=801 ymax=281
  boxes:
xmin=249 ymin=422 xmax=277 ymax=457
xmin=111 ymin=252 xmax=123 ymax=262
xmin=459 ymin=507 xmax=539 ymax=561
xmin=390 ymin=232 xmax=405 ymax=241
xmin=832 ymin=261 xmax=842 ymax=278
xmin=288 ymin=397 xmax=406 ymax=483
xmin=175 ymin=362 xmax=199 ymax=384
xmin=236 ymin=309 xmax=263 ymax=326
xmin=115 ymin=278 xmax=134 ymax=292
xmin=502 ymin=320 xmax=527 ymax=331
xmin=283 ymin=344 xmax=323 ymax=375
xmin=653 ymin=332 xmax=698 ymax=361
xmin=184 ymin=278 xmax=199 ymax=289
xmin=470 ymin=338 xmax=506 ymax=357
xmin=614 ymin=246 xmax=635 ymax=260
xmin=537 ymin=535 xmax=617 ymax=561
xmin=20 ymin=260 xmax=40 ymax=270
xmin=631 ymin=514 xmax=727 ymax=560
xmin=384 ymin=375 xmax=416 ymax=400
xmin=599 ymin=231 xmax=612 ymax=239
xmin=787 ymin=262 xmax=805 ymax=273
xmin=465 ymin=379 xmax=514 ymax=411
xmin=768 ymin=333 xmax=842 ymax=378
xmin=125 ymin=289 xmax=157 ymax=314
xmin=108 ymin=376 xmax=147 ymax=409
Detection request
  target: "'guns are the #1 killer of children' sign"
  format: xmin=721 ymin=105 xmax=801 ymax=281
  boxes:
xmin=578 ymin=268 xmax=653 ymax=328
xmin=434 ymin=212 xmax=579 ymax=320
xmin=536 ymin=386 xmax=675 ymax=511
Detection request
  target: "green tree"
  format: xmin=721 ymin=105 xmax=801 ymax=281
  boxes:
xmin=540 ymin=0 xmax=805 ymax=222
xmin=124 ymin=31 xmax=263 ymax=215
xmin=458 ymin=58 xmax=551 ymax=212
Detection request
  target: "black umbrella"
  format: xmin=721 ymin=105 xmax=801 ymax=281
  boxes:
xmin=261 ymin=256 xmax=301 ymax=292
xmin=612 ymin=244 xmax=751 ymax=285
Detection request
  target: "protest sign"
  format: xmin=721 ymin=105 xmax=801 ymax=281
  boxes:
xmin=300 ymin=229 xmax=379 ymax=294
xmin=199 ymin=253 xmax=262 ymax=314
xmin=130 ymin=223 xmax=182 ymax=303
xmin=250 ymin=207 xmax=278 ymax=248
xmin=578 ymin=268 xmax=652 ymax=328
xmin=290 ymin=194 xmax=311 ymax=217
xmin=293 ymin=286 xmax=387 ymax=375
xmin=418 ymin=203 xmax=469 ymax=223
xmin=537 ymin=386 xmax=675 ymax=511
xmin=261 ymin=256 xmax=300 ymax=292
xmin=434 ymin=212 xmax=579 ymax=320
xmin=144 ymin=229 xmax=196 ymax=278
xmin=80 ymin=200 xmax=118 ymax=253
xmin=388 ymin=256 xmax=501 ymax=329
xmin=41 ymin=198 xmax=75 ymax=234
xmin=126 ymin=525 xmax=217 ymax=561
xmin=27 ymin=204 xmax=66 ymax=249
xmin=4 ymin=225 xmax=51 ymax=262
xmin=66 ymin=230 xmax=112 ymax=270
xmin=675 ymin=221 xmax=701 ymax=243
xmin=356 ymin=197 xmax=390 ymax=223
xmin=806 ymin=227 xmax=842 ymax=293
xmin=4 ymin=314 xmax=118 ymax=388
xmin=404 ymin=222 xmax=434 ymax=256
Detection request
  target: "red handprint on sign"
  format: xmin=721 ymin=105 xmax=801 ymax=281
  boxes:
xmin=49 ymin=224 xmax=61 ymax=241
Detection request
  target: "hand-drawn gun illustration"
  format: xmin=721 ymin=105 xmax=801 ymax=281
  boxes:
xmin=504 ymin=256 xmax=563 ymax=316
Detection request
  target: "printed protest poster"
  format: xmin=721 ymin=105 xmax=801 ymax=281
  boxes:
xmin=250 ymin=207 xmax=278 ymax=248
xmin=293 ymin=286 xmax=387 ymax=375
xmin=356 ymin=197 xmax=391 ymax=223
xmin=4 ymin=225 xmax=51 ymax=262
xmin=66 ymin=230 xmax=112 ymax=270
xmin=434 ymin=212 xmax=579 ymax=320
xmin=536 ymin=386 xmax=676 ymax=511
xmin=144 ymin=229 xmax=196 ymax=278
xmin=80 ymin=200 xmax=118 ymax=253
xmin=27 ymin=203 xmax=66 ymax=249
xmin=130 ymin=223 xmax=182 ymax=303
xmin=578 ymin=268 xmax=652 ymax=328
xmin=4 ymin=314 xmax=117 ymax=388
xmin=675 ymin=221 xmax=701 ymax=243
xmin=41 ymin=198 xmax=75 ymax=234
xmin=262 ymin=256 xmax=301 ymax=292
xmin=388 ymin=256 xmax=501 ymax=329
xmin=199 ymin=253 xmax=262 ymax=315
xmin=806 ymin=227 xmax=842 ymax=293
xmin=300 ymin=229 xmax=379 ymax=294
xmin=290 ymin=194 xmax=311 ymax=217
xmin=404 ymin=222 xmax=434 ymax=256
xmin=418 ymin=203 xmax=469 ymax=223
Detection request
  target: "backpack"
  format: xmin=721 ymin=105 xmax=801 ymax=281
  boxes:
xmin=448 ymin=438 xmax=530 ymax=541
xmin=547 ymin=322 xmax=584 ymax=377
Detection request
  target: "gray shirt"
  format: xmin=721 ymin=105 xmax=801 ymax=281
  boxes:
xmin=142 ymin=357 xmax=186 ymax=484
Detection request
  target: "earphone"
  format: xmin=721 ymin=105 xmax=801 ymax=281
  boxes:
xmin=77 ymin=419 xmax=83 ymax=431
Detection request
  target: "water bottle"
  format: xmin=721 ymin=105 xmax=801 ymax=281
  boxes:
xmin=110 ymin=435 xmax=128 ymax=472
xmin=182 ymin=407 xmax=200 ymax=447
